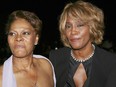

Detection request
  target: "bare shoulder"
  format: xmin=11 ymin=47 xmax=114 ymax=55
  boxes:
xmin=33 ymin=57 xmax=55 ymax=87
xmin=34 ymin=57 xmax=53 ymax=72
xmin=0 ymin=65 xmax=3 ymax=86
xmin=0 ymin=65 xmax=3 ymax=75
xmin=34 ymin=57 xmax=54 ymax=79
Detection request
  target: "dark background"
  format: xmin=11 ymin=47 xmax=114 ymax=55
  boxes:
xmin=0 ymin=0 xmax=116 ymax=63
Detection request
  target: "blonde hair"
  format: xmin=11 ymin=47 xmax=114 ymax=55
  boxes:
xmin=59 ymin=0 xmax=104 ymax=47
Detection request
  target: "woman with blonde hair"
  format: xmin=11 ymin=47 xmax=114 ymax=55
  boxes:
xmin=49 ymin=1 xmax=116 ymax=87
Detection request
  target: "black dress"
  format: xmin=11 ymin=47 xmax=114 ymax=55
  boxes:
xmin=65 ymin=54 xmax=93 ymax=87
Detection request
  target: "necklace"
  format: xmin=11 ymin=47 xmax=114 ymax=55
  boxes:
xmin=71 ymin=45 xmax=95 ymax=63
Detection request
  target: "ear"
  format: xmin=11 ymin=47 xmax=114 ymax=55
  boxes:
xmin=34 ymin=34 xmax=39 ymax=45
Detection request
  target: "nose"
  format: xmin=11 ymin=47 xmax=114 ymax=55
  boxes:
xmin=16 ymin=34 xmax=23 ymax=41
xmin=71 ymin=27 xmax=78 ymax=35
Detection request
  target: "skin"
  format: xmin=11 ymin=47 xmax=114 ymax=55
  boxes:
xmin=65 ymin=17 xmax=94 ymax=60
xmin=65 ymin=16 xmax=95 ymax=86
xmin=0 ymin=19 xmax=54 ymax=87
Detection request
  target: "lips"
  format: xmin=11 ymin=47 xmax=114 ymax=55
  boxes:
xmin=70 ymin=38 xmax=80 ymax=42
xmin=14 ymin=45 xmax=25 ymax=49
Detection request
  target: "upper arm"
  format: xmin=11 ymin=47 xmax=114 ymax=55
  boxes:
xmin=106 ymin=65 xmax=116 ymax=87
xmin=39 ymin=58 xmax=56 ymax=87
xmin=0 ymin=66 xmax=3 ymax=87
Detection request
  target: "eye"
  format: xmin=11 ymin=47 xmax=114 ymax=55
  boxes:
xmin=77 ymin=23 xmax=85 ymax=28
xmin=8 ymin=32 xmax=16 ymax=36
xmin=22 ymin=32 xmax=30 ymax=35
xmin=65 ymin=24 xmax=72 ymax=30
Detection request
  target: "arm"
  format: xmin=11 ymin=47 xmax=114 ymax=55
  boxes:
xmin=106 ymin=63 xmax=116 ymax=87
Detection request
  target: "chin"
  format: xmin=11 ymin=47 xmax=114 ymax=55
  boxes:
xmin=71 ymin=46 xmax=80 ymax=50
xmin=13 ymin=53 xmax=27 ymax=58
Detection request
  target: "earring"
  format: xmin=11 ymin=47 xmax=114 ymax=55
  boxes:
xmin=35 ymin=43 xmax=38 ymax=45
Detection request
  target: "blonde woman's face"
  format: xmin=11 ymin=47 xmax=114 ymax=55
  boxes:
xmin=65 ymin=17 xmax=92 ymax=50
xmin=8 ymin=19 xmax=38 ymax=58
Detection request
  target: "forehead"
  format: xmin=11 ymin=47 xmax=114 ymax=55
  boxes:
xmin=66 ymin=16 xmax=84 ymax=24
xmin=10 ymin=19 xmax=34 ymax=31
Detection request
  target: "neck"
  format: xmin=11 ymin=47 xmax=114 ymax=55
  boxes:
xmin=71 ymin=44 xmax=95 ymax=62
xmin=13 ymin=56 xmax=34 ymax=71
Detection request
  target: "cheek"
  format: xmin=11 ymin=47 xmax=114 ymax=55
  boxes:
xmin=81 ymin=30 xmax=91 ymax=41
xmin=8 ymin=37 xmax=13 ymax=45
xmin=24 ymin=36 xmax=36 ymax=45
xmin=7 ymin=39 xmax=14 ymax=50
xmin=81 ymin=28 xmax=90 ymax=36
xmin=65 ymin=31 xmax=70 ymax=38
